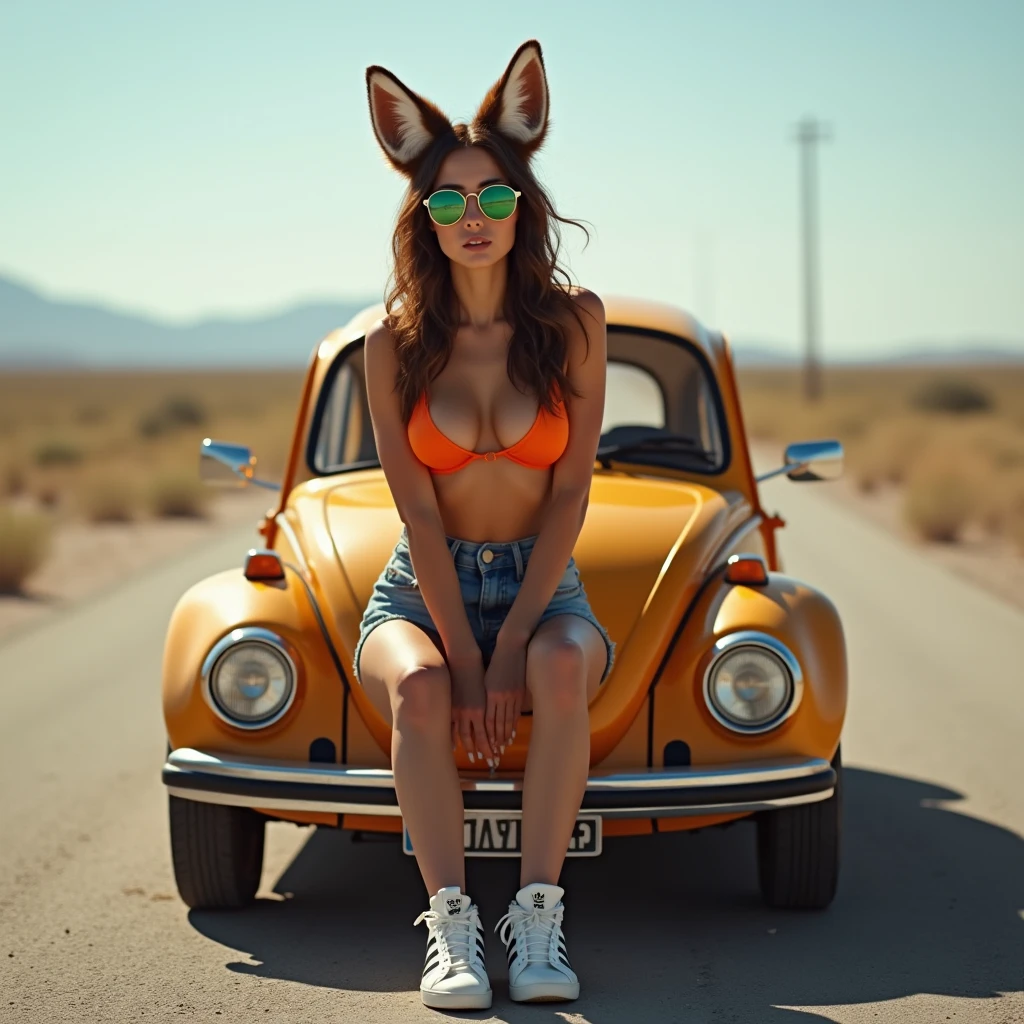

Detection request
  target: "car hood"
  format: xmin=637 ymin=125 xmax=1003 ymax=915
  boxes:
xmin=317 ymin=470 xmax=742 ymax=671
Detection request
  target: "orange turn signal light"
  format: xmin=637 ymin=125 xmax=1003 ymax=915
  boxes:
xmin=724 ymin=554 xmax=769 ymax=585
xmin=244 ymin=549 xmax=286 ymax=582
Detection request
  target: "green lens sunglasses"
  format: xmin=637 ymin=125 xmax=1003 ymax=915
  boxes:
xmin=422 ymin=183 xmax=522 ymax=227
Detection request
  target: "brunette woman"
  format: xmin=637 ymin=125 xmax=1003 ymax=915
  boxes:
xmin=355 ymin=40 xmax=614 ymax=1010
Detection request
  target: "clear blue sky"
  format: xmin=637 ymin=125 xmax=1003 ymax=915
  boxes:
xmin=2 ymin=0 xmax=1021 ymax=356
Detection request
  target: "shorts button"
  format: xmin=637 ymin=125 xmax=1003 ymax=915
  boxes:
xmin=481 ymin=549 xmax=494 ymax=564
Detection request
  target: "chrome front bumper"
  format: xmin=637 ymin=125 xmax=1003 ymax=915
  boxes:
xmin=163 ymin=748 xmax=836 ymax=819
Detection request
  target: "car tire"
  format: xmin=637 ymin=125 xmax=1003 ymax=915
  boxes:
xmin=168 ymin=795 xmax=266 ymax=910
xmin=755 ymin=745 xmax=842 ymax=910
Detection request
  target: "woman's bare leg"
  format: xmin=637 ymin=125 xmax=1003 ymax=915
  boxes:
xmin=519 ymin=615 xmax=605 ymax=887
xmin=359 ymin=619 xmax=465 ymax=895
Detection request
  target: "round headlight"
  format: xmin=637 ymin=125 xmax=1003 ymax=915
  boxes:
xmin=703 ymin=633 xmax=800 ymax=733
xmin=203 ymin=628 xmax=296 ymax=728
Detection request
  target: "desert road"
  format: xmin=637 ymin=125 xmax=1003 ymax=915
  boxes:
xmin=2 ymin=469 xmax=1023 ymax=1023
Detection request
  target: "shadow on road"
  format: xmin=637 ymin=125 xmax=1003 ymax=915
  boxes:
xmin=189 ymin=766 xmax=1024 ymax=1021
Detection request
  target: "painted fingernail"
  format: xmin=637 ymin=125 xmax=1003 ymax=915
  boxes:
xmin=511 ymin=730 xmax=517 ymax=740
xmin=468 ymin=752 xmax=475 ymax=764
xmin=500 ymin=745 xmax=506 ymax=755
xmin=486 ymin=758 xmax=495 ymax=768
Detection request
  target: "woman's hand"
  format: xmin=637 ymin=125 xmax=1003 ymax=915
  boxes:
xmin=483 ymin=637 xmax=527 ymax=755
xmin=448 ymin=648 xmax=495 ymax=766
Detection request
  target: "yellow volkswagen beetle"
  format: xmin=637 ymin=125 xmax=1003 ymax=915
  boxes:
xmin=162 ymin=296 xmax=846 ymax=912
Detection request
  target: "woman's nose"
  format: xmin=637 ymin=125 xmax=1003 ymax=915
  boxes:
xmin=462 ymin=195 xmax=483 ymax=229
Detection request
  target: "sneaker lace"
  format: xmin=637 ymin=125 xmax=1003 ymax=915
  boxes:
xmin=413 ymin=908 xmax=481 ymax=972
xmin=495 ymin=903 xmax=563 ymax=964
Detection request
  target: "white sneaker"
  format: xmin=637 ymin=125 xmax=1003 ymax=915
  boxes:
xmin=495 ymin=882 xmax=580 ymax=1003
xmin=413 ymin=886 xmax=492 ymax=1010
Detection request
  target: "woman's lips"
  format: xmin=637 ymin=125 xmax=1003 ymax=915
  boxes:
xmin=463 ymin=238 xmax=491 ymax=249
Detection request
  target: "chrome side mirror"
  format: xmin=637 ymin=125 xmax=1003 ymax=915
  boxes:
xmin=200 ymin=438 xmax=281 ymax=491
xmin=785 ymin=439 xmax=843 ymax=481
xmin=755 ymin=439 xmax=844 ymax=484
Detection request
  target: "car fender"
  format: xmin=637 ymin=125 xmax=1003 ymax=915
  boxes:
xmin=162 ymin=565 xmax=347 ymax=762
xmin=649 ymin=568 xmax=847 ymax=767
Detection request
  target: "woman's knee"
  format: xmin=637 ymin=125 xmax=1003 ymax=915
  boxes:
xmin=527 ymin=636 xmax=588 ymax=715
xmin=391 ymin=663 xmax=451 ymax=735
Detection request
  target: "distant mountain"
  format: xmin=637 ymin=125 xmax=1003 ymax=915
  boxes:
xmin=1 ymin=274 xmax=1021 ymax=368
xmin=867 ymin=344 xmax=1024 ymax=366
xmin=729 ymin=344 xmax=801 ymax=366
xmin=0 ymin=275 xmax=375 ymax=367
xmin=731 ymin=339 xmax=1024 ymax=367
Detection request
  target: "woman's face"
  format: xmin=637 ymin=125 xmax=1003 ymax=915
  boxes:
xmin=427 ymin=146 xmax=518 ymax=269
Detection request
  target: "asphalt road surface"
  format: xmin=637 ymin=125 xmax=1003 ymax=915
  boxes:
xmin=2 ymin=468 xmax=1023 ymax=1024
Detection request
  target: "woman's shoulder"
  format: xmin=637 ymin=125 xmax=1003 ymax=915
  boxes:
xmin=365 ymin=315 xmax=395 ymax=351
xmin=364 ymin=316 xmax=399 ymax=367
xmin=558 ymin=286 xmax=606 ymax=357
xmin=363 ymin=317 xmax=403 ymax=387
xmin=558 ymin=287 xmax=606 ymax=348
xmin=557 ymin=284 xmax=602 ymax=319
xmin=560 ymin=285 xmax=604 ymax=321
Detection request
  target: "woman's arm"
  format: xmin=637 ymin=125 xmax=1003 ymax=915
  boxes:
xmin=363 ymin=319 xmax=493 ymax=760
xmin=484 ymin=290 xmax=608 ymax=748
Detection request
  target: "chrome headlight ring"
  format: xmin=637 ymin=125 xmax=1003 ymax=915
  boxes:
xmin=702 ymin=630 xmax=804 ymax=735
xmin=200 ymin=627 xmax=298 ymax=730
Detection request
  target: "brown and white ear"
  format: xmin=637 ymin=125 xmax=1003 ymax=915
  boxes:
xmin=365 ymin=66 xmax=454 ymax=176
xmin=473 ymin=40 xmax=550 ymax=157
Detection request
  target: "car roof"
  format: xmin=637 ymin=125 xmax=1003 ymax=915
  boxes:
xmin=315 ymin=294 xmax=720 ymax=364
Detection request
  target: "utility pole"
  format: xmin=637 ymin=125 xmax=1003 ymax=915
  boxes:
xmin=792 ymin=116 xmax=831 ymax=401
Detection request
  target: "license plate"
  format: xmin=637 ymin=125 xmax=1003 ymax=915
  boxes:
xmin=403 ymin=815 xmax=602 ymax=858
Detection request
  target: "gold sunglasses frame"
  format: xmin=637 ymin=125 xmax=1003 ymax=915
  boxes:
xmin=421 ymin=185 xmax=523 ymax=226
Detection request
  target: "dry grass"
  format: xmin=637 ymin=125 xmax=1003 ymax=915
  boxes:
xmin=848 ymin=416 xmax=930 ymax=492
xmin=902 ymin=453 xmax=979 ymax=543
xmin=971 ymin=463 xmax=1024 ymax=531
xmin=0 ymin=370 xmax=302 ymax=521
xmin=0 ymin=506 xmax=53 ymax=593
xmin=0 ymin=370 xmax=303 ymax=605
xmin=737 ymin=363 xmax=1024 ymax=548
xmin=1008 ymin=510 xmax=1024 ymax=555
xmin=2 ymin=462 xmax=28 ymax=498
xmin=34 ymin=439 xmax=85 ymax=467
xmin=78 ymin=472 xmax=141 ymax=523
xmin=148 ymin=471 xmax=211 ymax=519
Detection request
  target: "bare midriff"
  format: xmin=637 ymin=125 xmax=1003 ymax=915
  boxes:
xmin=432 ymin=457 xmax=555 ymax=542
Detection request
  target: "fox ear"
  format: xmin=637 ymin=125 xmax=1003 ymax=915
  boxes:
xmin=473 ymin=40 xmax=550 ymax=157
xmin=366 ymin=66 xmax=454 ymax=176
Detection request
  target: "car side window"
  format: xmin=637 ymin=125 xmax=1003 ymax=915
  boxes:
xmin=695 ymin=372 xmax=723 ymax=456
xmin=312 ymin=352 xmax=378 ymax=473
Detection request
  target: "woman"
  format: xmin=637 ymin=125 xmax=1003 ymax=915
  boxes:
xmin=355 ymin=40 xmax=614 ymax=1010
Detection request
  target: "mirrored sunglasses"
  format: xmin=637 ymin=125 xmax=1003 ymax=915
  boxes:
xmin=422 ymin=184 xmax=522 ymax=226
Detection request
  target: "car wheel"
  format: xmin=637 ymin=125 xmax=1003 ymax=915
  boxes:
xmin=755 ymin=745 xmax=842 ymax=909
xmin=168 ymin=795 xmax=266 ymax=910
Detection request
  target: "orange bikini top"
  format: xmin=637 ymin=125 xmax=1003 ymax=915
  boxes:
xmin=408 ymin=390 xmax=569 ymax=475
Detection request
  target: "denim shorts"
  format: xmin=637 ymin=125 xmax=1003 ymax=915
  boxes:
xmin=353 ymin=525 xmax=616 ymax=685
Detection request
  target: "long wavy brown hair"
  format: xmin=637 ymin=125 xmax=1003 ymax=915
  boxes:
xmin=383 ymin=123 xmax=594 ymax=423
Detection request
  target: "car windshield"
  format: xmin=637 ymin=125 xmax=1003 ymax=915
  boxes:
xmin=309 ymin=327 xmax=728 ymax=476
